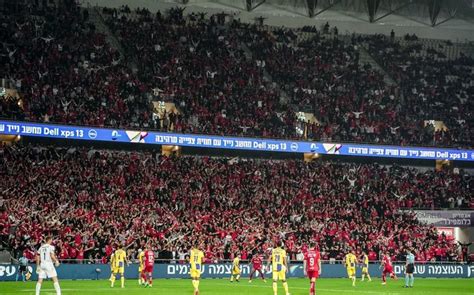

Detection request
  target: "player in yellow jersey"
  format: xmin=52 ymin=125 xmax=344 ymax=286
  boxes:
xmin=189 ymin=243 xmax=204 ymax=295
xmin=137 ymin=249 xmax=145 ymax=285
xmin=109 ymin=252 xmax=116 ymax=282
xmin=360 ymin=251 xmax=372 ymax=282
xmin=110 ymin=244 xmax=129 ymax=288
xmin=267 ymin=241 xmax=290 ymax=295
xmin=345 ymin=249 xmax=358 ymax=287
xmin=230 ymin=253 xmax=241 ymax=282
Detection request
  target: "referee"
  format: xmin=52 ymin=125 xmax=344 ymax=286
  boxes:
xmin=404 ymin=248 xmax=415 ymax=288
xmin=16 ymin=254 xmax=29 ymax=282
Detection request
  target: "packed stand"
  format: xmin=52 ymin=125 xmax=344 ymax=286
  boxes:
xmin=240 ymin=26 xmax=453 ymax=146
xmin=363 ymin=34 xmax=474 ymax=147
xmin=0 ymin=4 xmax=155 ymax=129
xmin=1 ymin=3 xmax=472 ymax=147
xmin=104 ymin=8 xmax=298 ymax=138
xmin=1 ymin=144 xmax=470 ymax=264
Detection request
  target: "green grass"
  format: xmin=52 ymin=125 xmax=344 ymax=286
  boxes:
xmin=2 ymin=278 xmax=473 ymax=294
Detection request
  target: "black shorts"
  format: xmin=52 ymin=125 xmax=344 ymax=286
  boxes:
xmin=19 ymin=265 xmax=27 ymax=272
xmin=406 ymin=263 xmax=414 ymax=274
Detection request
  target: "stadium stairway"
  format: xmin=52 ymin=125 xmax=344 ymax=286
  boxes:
xmin=86 ymin=7 xmax=136 ymax=70
xmin=239 ymin=34 xmax=290 ymax=105
xmin=357 ymin=45 xmax=397 ymax=87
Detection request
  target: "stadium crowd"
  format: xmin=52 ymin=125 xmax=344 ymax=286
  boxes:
xmin=104 ymin=8 xmax=296 ymax=138
xmin=1 ymin=4 xmax=472 ymax=148
xmin=1 ymin=144 xmax=471 ymax=264
xmin=0 ymin=4 xmax=155 ymax=129
xmin=241 ymin=26 xmax=474 ymax=147
xmin=363 ymin=34 xmax=474 ymax=147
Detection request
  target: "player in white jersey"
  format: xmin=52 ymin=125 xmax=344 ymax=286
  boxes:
xmin=35 ymin=236 xmax=61 ymax=295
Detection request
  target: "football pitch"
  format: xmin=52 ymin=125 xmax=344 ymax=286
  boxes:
xmin=2 ymin=278 xmax=473 ymax=295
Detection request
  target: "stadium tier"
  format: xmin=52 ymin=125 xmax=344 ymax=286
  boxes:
xmin=0 ymin=144 xmax=471 ymax=263
xmin=0 ymin=3 xmax=473 ymax=147
xmin=0 ymin=5 xmax=154 ymax=129
xmin=0 ymin=2 xmax=474 ymax=294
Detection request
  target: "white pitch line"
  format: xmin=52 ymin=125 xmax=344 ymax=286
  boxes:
xmin=18 ymin=288 xmax=137 ymax=292
xmin=19 ymin=284 xmax=402 ymax=295
xmin=208 ymin=282 xmax=403 ymax=295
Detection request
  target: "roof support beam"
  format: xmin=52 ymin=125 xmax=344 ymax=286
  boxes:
xmin=429 ymin=0 xmax=442 ymax=26
xmin=306 ymin=0 xmax=317 ymax=18
xmin=372 ymin=0 xmax=412 ymax=23
xmin=367 ymin=0 xmax=381 ymax=23
xmin=246 ymin=0 xmax=266 ymax=12
xmin=311 ymin=0 xmax=341 ymax=18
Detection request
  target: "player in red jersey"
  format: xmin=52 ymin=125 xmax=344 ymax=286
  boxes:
xmin=248 ymin=253 xmax=266 ymax=283
xmin=381 ymin=252 xmax=397 ymax=285
xmin=143 ymin=245 xmax=155 ymax=288
xmin=304 ymin=242 xmax=321 ymax=295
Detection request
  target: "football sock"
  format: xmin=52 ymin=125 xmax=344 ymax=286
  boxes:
xmin=120 ymin=276 xmax=125 ymax=288
xmin=283 ymin=282 xmax=289 ymax=294
xmin=236 ymin=275 xmax=240 ymax=281
xmin=35 ymin=282 xmax=41 ymax=295
xmin=405 ymin=275 xmax=409 ymax=286
xmin=410 ymin=275 xmax=414 ymax=286
xmin=54 ymin=282 xmax=61 ymax=295
xmin=273 ymin=282 xmax=277 ymax=295
xmin=110 ymin=276 xmax=116 ymax=287
xmin=310 ymin=281 xmax=315 ymax=295
xmin=192 ymin=279 xmax=200 ymax=291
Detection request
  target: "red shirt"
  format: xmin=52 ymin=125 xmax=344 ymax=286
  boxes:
xmin=23 ymin=249 xmax=35 ymax=261
xmin=144 ymin=250 xmax=154 ymax=266
xmin=251 ymin=256 xmax=263 ymax=269
xmin=68 ymin=247 xmax=77 ymax=259
xmin=304 ymin=249 xmax=320 ymax=272
xmin=382 ymin=255 xmax=392 ymax=268
xmin=77 ymin=249 xmax=84 ymax=260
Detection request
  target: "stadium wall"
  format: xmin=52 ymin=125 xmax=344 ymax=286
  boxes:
xmin=1 ymin=263 xmax=474 ymax=281
xmin=80 ymin=0 xmax=474 ymax=41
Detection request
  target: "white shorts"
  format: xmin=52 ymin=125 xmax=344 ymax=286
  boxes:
xmin=38 ymin=263 xmax=57 ymax=279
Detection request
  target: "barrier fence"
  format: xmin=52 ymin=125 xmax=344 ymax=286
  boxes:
xmin=1 ymin=262 xmax=474 ymax=281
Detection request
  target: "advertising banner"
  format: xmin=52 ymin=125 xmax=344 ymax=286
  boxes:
xmin=1 ymin=263 xmax=474 ymax=281
xmin=1 ymin=120 xmax=473 ymax=161
xmin=414 ymin=210 xmax=474 ymax=227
